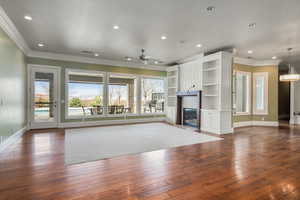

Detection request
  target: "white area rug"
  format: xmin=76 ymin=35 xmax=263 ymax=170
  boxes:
xmin=65 ymin=123 xmax=222 ymax=165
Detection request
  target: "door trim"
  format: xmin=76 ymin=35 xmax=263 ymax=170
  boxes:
xmin=27 ymin=64 xmax=61 ymax=129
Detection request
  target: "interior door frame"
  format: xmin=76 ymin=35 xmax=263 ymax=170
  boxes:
xmin=27 ymin=64 xmax=61 ymax=129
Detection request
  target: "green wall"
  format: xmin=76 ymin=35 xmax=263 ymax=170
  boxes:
xmin=0 ymin=28 xmax=27 ymax=142
xmin=26 ymin=57 xmax=166 ymax=77
xmin=233 ymin=63 xmax=278 ymax=123
xmin=26 ymin=57 xmax=166 ymax=122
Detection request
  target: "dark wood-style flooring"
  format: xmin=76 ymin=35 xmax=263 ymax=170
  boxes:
xmin=1 ymin=123 xmax=300 ymax=200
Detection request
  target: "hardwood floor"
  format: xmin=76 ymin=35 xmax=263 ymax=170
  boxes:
xmin=1 ymin=123 xmax=300 ymax=200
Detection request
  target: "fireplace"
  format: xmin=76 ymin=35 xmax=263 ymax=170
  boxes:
xmin=176 ymin=90 xmax=201 ymax=130
xmin=183 ymin=108 xmax=198 ymax=127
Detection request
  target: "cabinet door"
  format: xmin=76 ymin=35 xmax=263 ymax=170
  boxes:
xmin=201 ymin=111 xmax=209 ymax=130
xmin=209 ymin=111 xmax=220 ymax=132
xmin=201 ymin=110 xmax=220 ymax=133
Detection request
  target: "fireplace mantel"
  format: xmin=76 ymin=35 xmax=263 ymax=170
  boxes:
xmin=176 ymin=90 xmax=200 ymax=97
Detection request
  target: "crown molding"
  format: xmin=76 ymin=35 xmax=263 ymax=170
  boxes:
xmin=27 ymin=50 xmax=167 ymax=71
xmin=0 ymin=6 xmax=30 ymax=54
xmin=234 ymin=57 xmax=281 ymax=66
xmin=176 ymin=53 xmax=205 ymax=64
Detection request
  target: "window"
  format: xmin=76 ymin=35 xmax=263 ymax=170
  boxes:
xmin=141 ymin=77 xmax=165 ymax=113
xmin=65 ymin=69 xmax=165 ymax=118
xmin=108 ymin=74 xmax=137 ymax=114
xmin=253 ymin=72 xmax=268 ymax=115
xmin=233 ymin=71 xmax=251 ymax=115
xmin=66 ymin=70 xmax=104 ymax=117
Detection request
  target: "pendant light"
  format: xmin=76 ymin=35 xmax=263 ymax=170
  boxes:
xmin=279 ymin=48 xmax=300 ymax=82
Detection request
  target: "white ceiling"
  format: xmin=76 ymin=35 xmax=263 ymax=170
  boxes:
xmin=1 ymin=0 xmax=300 ymax=65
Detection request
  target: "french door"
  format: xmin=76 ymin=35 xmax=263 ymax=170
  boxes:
xmin=28 ymin=66 xmax=60 ymax=129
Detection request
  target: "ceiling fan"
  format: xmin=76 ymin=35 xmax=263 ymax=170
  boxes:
xmin=126 ymin=49 xmax=162 ymax=65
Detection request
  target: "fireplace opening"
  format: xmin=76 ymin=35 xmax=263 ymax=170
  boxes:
xmin=183 ymin=108 xmax=197 ymax=128
xmin=176 ymin=90 xmax=201 ymax=130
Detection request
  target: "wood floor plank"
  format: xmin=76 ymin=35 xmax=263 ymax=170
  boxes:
xmin=0 ymin=123 xmax=300 ymax=199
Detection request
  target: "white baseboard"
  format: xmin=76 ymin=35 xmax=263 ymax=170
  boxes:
xmin=200 ymin=127 xmax=233 ymax=135
xmin=253 ymin=121 xmax=279 ymax=126
xmin=0 ymin=126 xmax=27 ymax=153
xmin=59 ymin=117 xmax=166 ymax=128
xmin=220 ymin=128 xmax=234 ymax=134
xmin=233 ymin=121 xmax=253 ymax=128
xmin=234 ymin=121 xmax=279 ymax=128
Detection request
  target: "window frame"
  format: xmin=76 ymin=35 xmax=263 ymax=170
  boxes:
xmin=140 ymin=75 xmax=167 ymax=115
xmin=234 ymin=70 xmax=252 ymax=116
xmin=65 ymin=69 xmax=166 ymax=119
xmin=107 ymin=72 xmax=138 ymax=117
xmin=65 ymin=68 xmax=107 ymax=119
xmin=253 ymin=72 xmax=269 ymax=115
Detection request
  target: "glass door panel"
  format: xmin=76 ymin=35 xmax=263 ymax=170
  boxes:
xmin=30 ymin=67 xmax=59 ymax=129
xmin=34 ymin=72 xmax=55 ymax=122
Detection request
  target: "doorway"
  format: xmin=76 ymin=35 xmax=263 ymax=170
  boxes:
xmin=28 ymin=65 xmax=60 ymax=129
xmin=278 ymin=68 xmax=290 ymax=122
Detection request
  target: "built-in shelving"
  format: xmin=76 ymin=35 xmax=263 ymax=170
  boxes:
xmin=201 ymin=51 xmax=233 ymax=134
xmin=166 ymin=66 xmax=179 ymax=123
xmin=203 ymin=68 xmax=217 ymax=72
xmin=203 ymin=83 xmax=218 ymax=86
xmin=204 ymin=94 xmax=218 ymax=97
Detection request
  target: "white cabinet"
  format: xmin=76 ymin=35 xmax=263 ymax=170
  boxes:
xmin=201 ymin=51 xmax=233 ymax=134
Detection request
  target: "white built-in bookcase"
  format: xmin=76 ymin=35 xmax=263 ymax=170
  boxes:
xmin=166 ymin=51 xmax=233 ymax=134
xmin=166 ymin=66 xmax=179 ymax=123
xmin=201 ymin=51 xmax=233 ymax=134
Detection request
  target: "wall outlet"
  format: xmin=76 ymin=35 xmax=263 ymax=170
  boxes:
xmin=262 ymin=117 xmax=265 ymax=121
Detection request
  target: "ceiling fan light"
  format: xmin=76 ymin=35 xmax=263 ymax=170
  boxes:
xmin=280 ymin=74 xmax=300 ymax=82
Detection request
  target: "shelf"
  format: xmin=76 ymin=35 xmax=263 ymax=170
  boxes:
xmin=203 ymin=83 xmax=218 ymax=86
xmin=201 ymin=109 xmax=218 ymax=112
xmin=204 ymin=94 xmax=218 ymax=97
xmin=168 ymin=96 xmax=176 ymax=98
xmin=203 ymin=68 xmax=217 ymax=72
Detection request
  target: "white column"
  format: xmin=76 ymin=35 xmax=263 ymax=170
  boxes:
xmin=136 ymin=76 xmax=141 ymax=115
xmin=103 ymin=72 xmax=109 ymax=116
xmin=290 ymin=67 xmax=295 ymax=124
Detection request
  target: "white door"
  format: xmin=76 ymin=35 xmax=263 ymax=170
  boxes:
xmin=29 ymin=66 xmax=60 ymax=129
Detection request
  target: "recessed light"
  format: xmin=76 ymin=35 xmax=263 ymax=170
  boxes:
xmin=206 ymin=6 xmax=215 ymax=12
xmin=154 ymin=61 xmax=159 ymax=64
xmin=94 ymin=53 xmax=99 ymax=57
xmin=196 ymin=44 xmax=202 ymax=48
xmin=247 ymin=50 xmax=253 ymax=54
xmin=38 ymin=43 xmax=44 ymax=47
xmin=161 ymin=36 xmax=167 ymax=40
xmin=113 ymin=25 xmax=119 ymax=30
xmin=126 ymin=57 xmax=132 ymax=61
xmin=248 ymin=23 xmax=256 ymax=28
xmin=24 ymin=15 xmax=32 ymax=21
xmin=272 ymin=56 xmax=277 ymax=60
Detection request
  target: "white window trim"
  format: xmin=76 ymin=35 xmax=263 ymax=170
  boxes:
xmin=140 ymin=75 xmax=167 ymax=115
xmin=27 ymin=64 xmax=62 ymax=128
xmin=253 ymin=72 xmax=269 ymax=115
xmin=65 ymin=68 xmax=106 ymax=119
xmin=65 ymin=69 xmax=166 ymax=120
xmin=234 ymin=70 xmax=251 ymax=116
